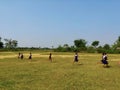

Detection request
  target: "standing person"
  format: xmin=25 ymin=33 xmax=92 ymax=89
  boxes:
xmin=18 ymin=52 xmax=21 ymax=59
xmin=73 ymin=52 xmax=79 ymax=63
xmin=28 ymin=52 xmax=32 ymax=59
xmin=49 ymin=53 xmax=52 ymax=62
xmin=21 ymin=53 xmax=24 ymax=59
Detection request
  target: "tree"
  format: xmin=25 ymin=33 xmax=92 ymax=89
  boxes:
xmin=74 ymin=39 xmax=87 ymax=51
xmin=0 ymin=37 xmax=1 ymax=42
xmin=0 ymin=37 xmax=4 ymax=48
xmin=74 ymin=39 xmax=87 ymax=48
xmin=87 ymin=46 xmax=95 ymax=53
xmin=0 ymin=42 xmax=4 ymax=48
xmin=91 ymin=41 xmax=99 ymax=48
xmin=4 ymin=39 xmax=11 ymax=48
xmin=12 ymin=40 xmax=18 ymax=48
xmin=115 ymin=36 xmax=120 ymax=47
xmin=63 ymin=44 xmax=69 ymax=48
xmin=103 ymin=44 xmax=110 ymax=50
xmin=4 ymin=39 xmax=18 ymax=48
xmin=55 ymin=45 xmax=63 ymax=52
xmin=112 ymin=36 xmax=120 ymax=50
xmin=118 ymin=36 xmax=120 ymax=42
xmin=70 ymin=46 xmax=75 ymax=52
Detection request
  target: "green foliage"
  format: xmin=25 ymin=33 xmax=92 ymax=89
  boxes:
xmin=55 ymin=45 xmax=74 ymax=52
xmin=103 ymin=44 xmax=110 ymax=50
xmin=91 ymin=41 xmax=99 ymax=48
xmin=74 ymin=39 xmax=87 ymax=51
xmin=0 ymin=42 xmax=4 ymax=48
xmin=74 ymin=39 xmax=87 ymax=48
xmin=0 ymin=37 xmax=4 ymax=48
xmin=87 ymin=46 xmax=95 ymax=53
xmin=112 ymin=36 xmax=120 ymax=50
xmin=4 ymin=39 xmax=18 ymax=49
xmin=2 ymin=36 xmax=120 ymax=54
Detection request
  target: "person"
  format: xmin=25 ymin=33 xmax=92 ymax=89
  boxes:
xmin=73 ymin=52 xmax=79 ymax=63
xmin=101 ymin=53 xmax=105 ymax=63
xmin=101 ymin=53 xmax=109 ymax=67
xmin=104 ymin=53 xmax=108 ymax=61
xmin=28 ymin=52 xmax=32 ymax=59
xmin=18 ymin=52 xmax=21 ymax=59
xmin=49 ymin=53 xmax=52 ymax=62
xmin=20 ymin=53 xmax=24 ymax=59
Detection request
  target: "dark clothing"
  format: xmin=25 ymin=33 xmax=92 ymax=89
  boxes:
xmin=49 ymin=53 xmax=52 ymax=60
xmin=101 ymin=54 xmax=108 ymax=65
xmin=49 ymin=56 xmax=52 ymax=60
xmin=29 ymin=53 xmax=32 ymax=59
xmin=29 ymin=55 xmax=32 ymax=59
xmin=21 ymin=54 xmax=23 ymax=59
xmin=101 ymin=60 xmax=108 ymax=64
xmin=74 ymin=55 xmax=78 ymax=62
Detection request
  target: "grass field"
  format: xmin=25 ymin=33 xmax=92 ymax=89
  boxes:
xmin=0 ymin=51 xmax=120 ymax=90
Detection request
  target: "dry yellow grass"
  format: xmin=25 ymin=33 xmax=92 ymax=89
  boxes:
xmin=0 ymin=52 xmax=120 ymax=90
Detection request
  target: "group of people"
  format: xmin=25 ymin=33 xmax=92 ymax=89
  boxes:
xmin=18 ymin=52 xmax=109 ymax=67
xmin=18 ymin=52 xmax=32 ymax=60
xmin=73 ymin=52 xmax=109 ymax=67
xmin=18 ymin=52 xmax=24 ymax=59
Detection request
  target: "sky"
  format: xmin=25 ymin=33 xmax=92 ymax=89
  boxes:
xmin=0 ymin=0 xmax=120 ymax=48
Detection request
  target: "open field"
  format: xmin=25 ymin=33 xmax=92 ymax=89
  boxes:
xmin=0 ymin=51 xmax=120 ymax=90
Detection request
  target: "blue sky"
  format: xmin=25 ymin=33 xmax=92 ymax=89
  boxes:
xmin=0 ymin=0 xmax=120 ymax=47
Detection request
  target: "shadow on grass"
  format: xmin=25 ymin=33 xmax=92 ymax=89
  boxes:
xmin=103 ymin=65 xmax=111 ymax=68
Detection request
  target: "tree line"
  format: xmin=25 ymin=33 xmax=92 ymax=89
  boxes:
xmin=0 ymin=36 xmax=120 ymax=53
xmin=55 ymin=36 xmax=120 ymax=53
